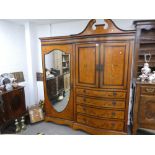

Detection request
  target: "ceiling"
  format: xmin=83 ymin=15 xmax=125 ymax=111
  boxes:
xmin=6 ymin=19 xmax=84 ymax=25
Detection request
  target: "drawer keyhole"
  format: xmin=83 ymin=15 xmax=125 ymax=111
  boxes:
xmin=111 ymin=123 xmax=115 ymax=128
xmin=83 ymin=97 xmax=86 ymax=102
xmin=112 ymin=112 xmax=116 ymax=117
xmin=83 ymin=107 xmax=87 ymax=112
xmin=112 ymin=101 xmax=116 ymax=106
xmin=113 ymin=92 xmax=117 ymax=96
xmin=83 ymin=118 xmax=88 ymax=124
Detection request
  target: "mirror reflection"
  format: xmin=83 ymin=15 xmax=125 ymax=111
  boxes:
xmin=45 ymin=50 xmax=70 ymax=112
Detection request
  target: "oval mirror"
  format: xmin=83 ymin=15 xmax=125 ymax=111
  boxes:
xmin=45 ymin=50 xmax=70 ymax=112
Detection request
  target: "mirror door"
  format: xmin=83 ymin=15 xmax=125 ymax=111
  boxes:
xmin=43 ymin=45 xmax=73 ymax=120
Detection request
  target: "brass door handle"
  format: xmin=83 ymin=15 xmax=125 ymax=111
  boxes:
xmin=100 ymin=64 xmax=104 ymax=71
xmin=96 ymin=64 xmax=104 ymax=71
xmin=96 ymin=64 xmax=100 ymax=71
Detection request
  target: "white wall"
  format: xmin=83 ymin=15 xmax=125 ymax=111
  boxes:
xmin=35 ymin=25 xmax=51 ymax=102
xmin=0 ymin=20 xmax=30 ymax=107
xmin=24 ymin=23 xmax=39 ymax=106
xmin=0 ymin=20 xmax=27 ymax=74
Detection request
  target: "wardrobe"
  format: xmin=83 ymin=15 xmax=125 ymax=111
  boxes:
xmin=40 ymin=19 xmax=135 ymax=134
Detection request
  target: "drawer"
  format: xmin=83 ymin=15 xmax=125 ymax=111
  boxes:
xmin=77 ymin=114 xmax=124 ymax=131
xmin=76 ymin=88 xmax=126 ymax=99
xmin=76 ymin=96 xmax=125 ymax=109
xmin=141 ymin=86 xmax=155 ymax=95
xmin=77 ymin=105 xmax=125 ymax=119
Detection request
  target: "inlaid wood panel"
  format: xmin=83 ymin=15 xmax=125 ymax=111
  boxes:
xmin=76 ymin=96 xmax=126 ymax=109
xmin=139 ymin=95 xmax=155 ymax=127
xmin=141 ymin=86 xmax=155 ymax=95
xmin=77 ymin=114 xmax=124 ymax=131
xmin=77 ymin=105 xmax=125 ymax=119
xmin=76 ymin=44 xmax=99 ymax=87
xmin=100 ymin=42 xmax=129 ymax=89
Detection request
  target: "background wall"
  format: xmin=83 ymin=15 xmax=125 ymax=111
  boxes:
xmin=0 ymin=19 xmax=136 ymax=107
xmin=0 ymin=20 xmax=27 ymax=75
xmin=0 ymin=20 xmax=30 ymax=106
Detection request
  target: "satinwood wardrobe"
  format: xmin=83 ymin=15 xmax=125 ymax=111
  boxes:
xmin=40 ymin=19 xmax=135 ymax=135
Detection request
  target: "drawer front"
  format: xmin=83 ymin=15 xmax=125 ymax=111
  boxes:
xmin=76 ymin=88 xmax=126 ymax=99
xmin=77 ymin=114 xmax=124 ymax=131
xmin=76 ymin=96 xmax=125 ymax=109
xmin=141 ymin=86 xmax=155 ymax=95
xmin=77 ymin=105 xmax=125 ymax=119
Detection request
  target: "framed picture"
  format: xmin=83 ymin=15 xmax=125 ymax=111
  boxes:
xmin=28 ymin=105 xmax=44 ymax=123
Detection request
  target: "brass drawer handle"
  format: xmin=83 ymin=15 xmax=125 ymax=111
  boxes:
xmin=146 ymin=88 xmax=155 ymax=93
xmin=83 ymin=89 xmax=86 ymax=93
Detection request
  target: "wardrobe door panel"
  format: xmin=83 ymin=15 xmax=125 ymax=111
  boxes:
xmin=76 ymin=44 xmax=99 ymax=88
xmin=100 ymin=42 xmax=129 ymax=89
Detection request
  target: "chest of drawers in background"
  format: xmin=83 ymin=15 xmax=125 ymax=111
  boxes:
xmin=0 ymin=87 xmax=26 ymax=127
xmin=133 ymin=82 xmax=155 ymax=134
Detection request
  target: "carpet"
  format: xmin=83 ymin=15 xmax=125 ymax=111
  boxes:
xmin=19 ymin=122 xmax=88 ymax=135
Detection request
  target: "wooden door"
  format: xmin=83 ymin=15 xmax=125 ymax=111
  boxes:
xmin=76 ymin=43 xmax=99 ymax=88
xmin=100 ymin=42 xmax=130 ymax=89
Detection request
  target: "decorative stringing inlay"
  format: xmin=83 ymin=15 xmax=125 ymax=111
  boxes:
xmin=144 ymin=102 xmax=155 ymax=120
